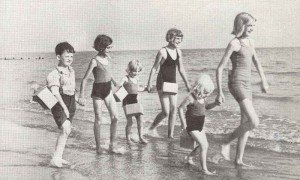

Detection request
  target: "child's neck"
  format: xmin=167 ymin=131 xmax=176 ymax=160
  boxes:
xmin=58 ymin=62 xmax=69 ymax=68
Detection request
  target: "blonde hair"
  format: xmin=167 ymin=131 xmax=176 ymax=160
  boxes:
xmin=165 ymin=28 xmax=183 ymax=42
xmin=193 ymin=74 xmax=214 ymax=96
xmin=126 ymin=60 xmax=142 ymax=73
xmin=232 ymin=12 xmax=256 ymax=38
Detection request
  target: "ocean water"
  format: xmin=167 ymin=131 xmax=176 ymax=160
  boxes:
xmin=1 ymin=47 xmax=299 ymax=155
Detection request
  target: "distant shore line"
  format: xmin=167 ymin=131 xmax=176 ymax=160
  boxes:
xmin=0 ymin=57 xmax=45 ymax=60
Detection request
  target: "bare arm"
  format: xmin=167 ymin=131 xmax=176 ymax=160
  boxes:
xmin=205 ymin=100 xmax=219 ymax=110
xmin=251 ymin=40 xmax=269 ymax=93
xmin=216 ymin=41 xmax=236 ymax=103
xmin=78 ymin=59 xmax=97 ymax=103
xmin=177 ymin=49 xmax=191 ymax=91
xmin=146 ymin=49 xmax=164 ymax=92
xmin=178 ymin=93 xmax=194 ymax=129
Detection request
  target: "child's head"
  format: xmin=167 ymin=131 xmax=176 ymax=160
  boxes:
xmin=126 ymin=60 xmax=142 ymax=78
xmin=55 ymin=42 xmax=75 ymax=67
xmin=166 ymin=28 xmax=183 ymax=46
xmin=94 ymin=34 xmax=113 ymax=53
xmin=192 ymin=74 xmax=214 ymax=99
xmin=232 ymin=12 xmax=256 ymax=38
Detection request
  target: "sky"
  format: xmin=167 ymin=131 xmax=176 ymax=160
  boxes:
xmin=0 ymin=0 xmax=299 ymax=53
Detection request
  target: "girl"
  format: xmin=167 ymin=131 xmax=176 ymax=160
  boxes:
xmin=216 ymin=13 xmax=269 ymax=166
xmin=78 ymin=34 xmax=121 ymax=154
xmin=117 ymin=60 xmax=147 ymax=144
xmin=178 ymin=74 xmax=218 ymax=175
xmin=146 ymin=28 xmax=191 ymax=138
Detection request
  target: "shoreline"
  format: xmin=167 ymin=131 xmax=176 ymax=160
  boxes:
xmin=1 ymin=108 xmax=300 ymax=179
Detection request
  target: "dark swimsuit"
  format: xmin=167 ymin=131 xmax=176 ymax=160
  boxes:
xmin=122 ymin=76 xmax=138 ymax=106
xmin=156 ymin=47 xmax=179 ymax=91
xmin=91 ymin=59 xmax=112 ymax=100
xmin=228 ymin=38 xmax=253 ymax=102
xmin=185 ymin=93 xmax=206 ymax=133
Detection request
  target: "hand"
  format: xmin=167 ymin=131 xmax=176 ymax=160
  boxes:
xmin=77 ymin=97 xmax=86 ymax=106
xmin=215 ymin=92 xmax=225 ymax=104
xmin=63 ymin=107 xmax=70 ymax=119
xmin=146 ymin=84 xmax=152 ymax=93
xmin=261 ymin=80 xmax=269 ymax=93
xmin=186 ymin=84 xmax=192 ymax=92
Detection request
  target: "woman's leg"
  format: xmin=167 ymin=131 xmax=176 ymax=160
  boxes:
xmin=104 ymin=92 xmax=119 ymax=149
xmin=168 ymin=93 xmax=178 ymax=138
xmin=222 ymin=98 xmax=259 ymax=160
xmin=93 ymin=98 xmax=104 ymax=153
xmin=148 ymin=91 xmax=170 ymax=135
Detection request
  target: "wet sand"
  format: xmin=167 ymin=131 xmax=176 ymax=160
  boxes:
xmin=1 ymin=108 xmax=300 ymax=180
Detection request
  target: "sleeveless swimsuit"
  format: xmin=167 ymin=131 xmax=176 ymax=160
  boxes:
xmin=228 ymin=38 xmax=253 ymax=102
xmin=185 ymin=93 xmax=206 ymax=133
xmin=91 ymin=58 xmax=112 ymax=100
xmin=156 ymin=47 xmax=179 ymax=91
xmin=122 ymin=76 xmax=138 ymax=106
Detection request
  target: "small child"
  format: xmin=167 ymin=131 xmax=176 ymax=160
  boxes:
xmin=117 ymin=60 xmax=147 ymax=144
xmin=47 ymin=42 xmax=76 ymax=167
xmin=178 ymin=74 xmax=219 ymax=175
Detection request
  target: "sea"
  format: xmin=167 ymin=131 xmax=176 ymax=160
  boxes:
xmin=1 ymin=47 xmax=299 ymax=155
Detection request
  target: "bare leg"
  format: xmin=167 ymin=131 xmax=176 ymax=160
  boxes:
xmin=104 ymin=92 xmax=120 ymax=152
xmin=190 ymin=130 xmax=215 ymax=175
xmin=136 ymin=115 xmax=147 ymax=144
xmin=93 ymin=99 xmax=106 ymax=154
xmin=51 ymin=120 xmax=71 ymax=167
xmin=125 ymin=115 xmax=133 ymax=142
xmin=148 ymin=91 xmax=169 ymax=136
xmin=168 ymin=93 xmax=177 ymax=138
xmin=222 ymin=99 xmax=259 ymax=161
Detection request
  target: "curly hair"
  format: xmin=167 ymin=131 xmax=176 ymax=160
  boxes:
xmin=165 ymin=28 xmax=183 ymax=42
xmin=93 ymin=34 xmax=113 ymax=52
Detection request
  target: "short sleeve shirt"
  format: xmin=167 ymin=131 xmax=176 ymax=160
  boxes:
xmin=47 ymin=66 xmax=76 ymax=96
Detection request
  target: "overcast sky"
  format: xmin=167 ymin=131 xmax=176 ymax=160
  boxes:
xmin=1 ymin=0 xmax=299 ymax=53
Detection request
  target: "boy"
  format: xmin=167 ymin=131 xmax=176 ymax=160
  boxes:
xmin=47 ymin=42 xmax=76 ymax=167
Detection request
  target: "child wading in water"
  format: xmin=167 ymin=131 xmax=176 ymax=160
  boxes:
xmin=117 ymin=60 xmax=148 ymax=144
xmin=78 ymin=34 xmax=123 ymax=154
xmin=178 ymin=74 xmax=219 ymax=175
xmin=47 ymin=42 xmax=76 ymax=167
xmin=147 ymin=28 xmax=190 ymax=138
xmin=216 ymin=12 xmax=269 ymax=166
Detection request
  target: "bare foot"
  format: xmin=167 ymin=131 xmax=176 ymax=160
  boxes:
xmin=109 ymin=145 xmax=126 ymax=154
xmin=96 ymin=148 xmax=108 ymax=154
xmin=61 ymin=159 xmax=71 ymax=165
xmin=202 ymin=170 xmax=216 ymax=175
xmin=185 ymin=156 xmax=196 ymax=165
xmin=146 ymin=129 xmax=161 ymax=138
xmin=221 ymin=144 xmax=230 ymax=161
xmin=235 ymin=161 xmax=254 ymax=168
xmin=50 ymin=157 xmax=62 ymax=168
xmin=139 ymin=138 xmax=148 ymax=144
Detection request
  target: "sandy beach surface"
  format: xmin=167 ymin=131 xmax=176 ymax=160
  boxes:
xmin=1 ymin=108 xmax=300 ymax=180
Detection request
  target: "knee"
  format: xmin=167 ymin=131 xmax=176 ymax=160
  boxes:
xmin=62 ymin=124 xmax=71 ymax=136
xmin=161 ymin=110 xmax=169 ymax=118
xmin=111 ymin=116 xmax=118 ymax=124
xmin=169 ymin=105 xmax=176 ymax=114
xmin=126 ymin=120 xmax=133 ymax=126
xmin=250 ymin=118 xmax=259 ymax=129
xmin=202 ymin=142 xmax=209 ymax=151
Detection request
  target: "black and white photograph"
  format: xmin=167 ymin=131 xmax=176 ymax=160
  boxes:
xmin=0 ymin=0 xmax=299 ymax=179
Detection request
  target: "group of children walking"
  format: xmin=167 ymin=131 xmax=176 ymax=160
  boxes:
xmin=45 ymin=12 xmax=269 ymax=175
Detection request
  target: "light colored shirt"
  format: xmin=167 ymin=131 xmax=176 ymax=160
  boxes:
xmin=47 ymin=66 xmax=76 ymax=96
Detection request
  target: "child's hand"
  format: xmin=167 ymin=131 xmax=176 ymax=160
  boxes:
xmin=261 ymin=80 xmax=269 ymax=93
xmin=77 ymin=97 xmax=86 ymax=106
xmin=63 ymin=108 xmax=70 ymax=119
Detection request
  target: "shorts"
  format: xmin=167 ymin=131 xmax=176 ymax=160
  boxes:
xmin=51 ymin=94 xmax=76 ymax=128
xmin=91 ymin=81 xmax=112 ymax=100
xmin=122 ymin=94 xmax=138 ymax=106
xmin=228 ymin=81 xmax=252 ymax=102
xmin=185 ymin=114 xmax=205 ymax=133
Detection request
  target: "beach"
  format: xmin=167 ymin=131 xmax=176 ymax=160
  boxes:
xmin=0 ymin=48 xmax=300 ymax=179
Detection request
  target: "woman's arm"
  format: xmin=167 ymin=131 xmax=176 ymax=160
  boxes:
xmin=250 ymin=40 xmax=269 ymax=93
xmin=78 ymin=59 xmax=97 ymax=105
xmin=178 ymin=93 xmax=194 ymax=129
xmin=177 ymin=49 xmax=191 ymax=91
xmin=205 ymin=100 xmax=219 ymax=110
xmin=146 ymin=49 xmax=164 ymax=92
xmin=216 ymin=41 xmax=236 ymax=104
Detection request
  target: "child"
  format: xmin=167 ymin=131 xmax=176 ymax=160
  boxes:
xmin=216 ymin=12 xmax=269 ymax=166
xmin=117 ymin=60 xmax=147 ymax=144
xmin=178 ymin=74 xmax=219 ymax=175
xmin=47 ymin=42 xmax=76 ymax=167
xmin=78 ymin=34 xmax=122 ymax=154
xmin=146 ymin=28 xmax=191 ymax=138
